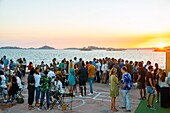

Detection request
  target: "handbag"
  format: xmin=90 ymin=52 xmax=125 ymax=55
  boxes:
xmin=16 ymin=97 xmax=24 ymax=104
xmin=74 ymin=76 xmax=79 ymax=84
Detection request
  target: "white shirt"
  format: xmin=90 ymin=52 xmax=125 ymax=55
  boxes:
xmin=159 ymin=77 xmax=169 ymax=88
xmin=0 ymin=75 xmax=7 ymax=88
xmin=16 ymin=76 xmax=22 ymax=89
xmin=54 ymin=80 xmax=62 ymax=90
xmin=101 ymin=64 xmax=105 ymax=71
xmin=105 ymin=63 xmax=108 ymax=71
xmin=34 ymin=73 xmax=41 ymax=87
xmin=48 ymin=71 xmax=55 ymax=79
xmin=22 ymin=61 xmax=27 ymax=66
xmin=97 ymin=62 xmax=101 ymax=71
xmin=74 ymin=60 xmax=78 ymax=64
xmin=0 ymin=64 xmax=4 ymax=69
xmin=101 ymin=64 xmax=108 ymax=71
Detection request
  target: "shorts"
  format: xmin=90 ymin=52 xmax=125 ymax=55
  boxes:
xmin=137 ymin=82 xmax=145 ymax=89
xmin=0 ymin=87 xmax=8 ymax=95
xmin=146 ymin=86 xmax=155 ymax=95
xmin=3 ymin=89 xmax=8 ymax=95
xmin=79 ymin=80 xmax=86 ymax=87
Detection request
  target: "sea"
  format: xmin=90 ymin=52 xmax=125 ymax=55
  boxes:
xmin=0 ymin=49 xmax=166 ymax=69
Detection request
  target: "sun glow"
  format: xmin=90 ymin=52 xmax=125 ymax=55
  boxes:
xmin=157 ymin=43 xmax=166 ymax=49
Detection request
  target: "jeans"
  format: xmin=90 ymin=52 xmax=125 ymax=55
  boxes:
xmin=89 ymin=78 xmax=94 ymax=93
xmin=121 ymin=90 xmax=131 ymax=110
xmin=35 ymin=87 xmax=40 ymax=102
xmin=40 ymin=91 xmax=50 ymax=108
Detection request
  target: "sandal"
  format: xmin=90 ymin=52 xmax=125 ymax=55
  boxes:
xmin=112 ymin=108 xmax=118 ymax=112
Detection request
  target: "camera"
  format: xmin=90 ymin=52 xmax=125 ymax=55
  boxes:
xmin=121 ymin=79 xmax=123 ymax=83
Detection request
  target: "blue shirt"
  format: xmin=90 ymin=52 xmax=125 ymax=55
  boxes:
xmin=10 ymin=63 xmax=15 ymax=70
xmin=122 ymin=73 xmax=132 ymax=90
xmin=92 ymin=61 xmax=96 ymax=67
xmin=133 ymin=66 xmax=137 ymax=73
xmin=3 ymin=59 xmax=9 ymax=66
xmin=120 ymin=62 xmax=125 ymax=69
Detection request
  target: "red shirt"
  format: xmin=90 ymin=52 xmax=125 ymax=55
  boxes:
xmin=28 ymin=64 xmax=33 ymax=70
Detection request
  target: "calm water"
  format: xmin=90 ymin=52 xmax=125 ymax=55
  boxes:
xmin=0 ymin=49 xmax=166 ymax=69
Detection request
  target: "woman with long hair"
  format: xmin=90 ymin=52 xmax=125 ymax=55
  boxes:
xmin=110 ymin=67 xmax=119 ymax=112
xmin=159 ymin=71 xmax=170 ymax=108
xmin=68 ymin=68 xmax=76 ymax=94
xmin=155 ymin=68 xmax=161 ymax=103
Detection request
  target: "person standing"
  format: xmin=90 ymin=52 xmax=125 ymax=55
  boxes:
xmin=9 ymin=59 xmax=15 ymax=70
xmin=59 ymin=60 xmax=65 ymax=71
xmin=159 ymin=71 xmax=170 ymax=108
xmin=78 ymin=62 xmax=88 ymax=97
xmin=77 ymin=58 xmax=83 ymax=69
xmin=68 ymin=68 xmax=76 ymax=94
xmin=110 ymin=68 xmax=119 ymax=112
xmin=146 ymin=66 xmax=156 ymax=110
xmin=125 ymin=60 xmax=133 ymax=81
xmin=132 ymin=61 xmax=138 ymax=83
xmin=96 ymin=60 xmax=101 ymax=83
xmin=27 ymin=68 xmax=35 ymax=110
xmin=101 ymin=60 xmax=107 ymax=84
xmin=73 ymin=57 xmax=78 ymax=65
xmin=2 ymin=56 xmax=9 ymax=68
xmin=113 ymin=59 xmax=121 ymax=81
xmin=88 ymin=61 xmax=96 ymax=95
xmin=34 ymin=67 xmax=41 ymax=107
xmin=74 ymin=64 xmax=79 ymax=94
xmin=137 ymin=62 xmax=146 ymax=100
xmin=120 ymin=66 xmax=132 ymax=112
xmin=38 ymin=70 xmax=52 ymax=111
xmin=28 ymin=62 xmax=33 ymax=72
xmin=68 ymin=59 xmax=74 ymax=72
xmin=154 ymin=63 xmax=160 ymax=103
xmin=22 ymin=58 xmax=27 ymax=77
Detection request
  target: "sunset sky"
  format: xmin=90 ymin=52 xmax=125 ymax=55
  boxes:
xmin=0 ymin=0 xmax=170 ymax=49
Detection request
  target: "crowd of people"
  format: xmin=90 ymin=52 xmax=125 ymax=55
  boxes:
xmin=0 ymin=55 xmax=170 ymax=112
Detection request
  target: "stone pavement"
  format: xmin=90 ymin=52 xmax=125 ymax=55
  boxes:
xmin=0 ymin=81 xmax=140 ymax=113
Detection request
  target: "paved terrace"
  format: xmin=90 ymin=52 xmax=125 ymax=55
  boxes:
xmin=0 ymin=77 xmax=140 ymax=113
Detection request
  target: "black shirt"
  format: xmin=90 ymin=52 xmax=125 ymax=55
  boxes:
xmin=27 ymin=74 xmax=35 ymax=89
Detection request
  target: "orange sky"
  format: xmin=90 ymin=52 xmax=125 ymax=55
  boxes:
xmin=0 ymin=0 xmax=170 ymax=49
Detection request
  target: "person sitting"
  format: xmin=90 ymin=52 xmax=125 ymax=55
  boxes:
xmin=8 ymin=75 xmax=19 ymax=101
xmin=54 ymin=76 xmax=63 ymax=91
xmin=15 ymin=72 xmax=22 ymax=90
xmin=0 ymin=70 xmax=8 ymax=103
xmin=55 ymin=68 xmax=63 ymax=82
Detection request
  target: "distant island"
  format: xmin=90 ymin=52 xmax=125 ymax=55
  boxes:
xmin=0 ymin=46 xmax=22 ymax=49
xmin=0 ymin=45 xmax=55 ymax=50
xmin=0 ymin=45 xmax=170 ymax=52
xmin=64 ymin=46 xmax=127 ymax=51
xmin=38 ymin=45 xmax=55 ymax=50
